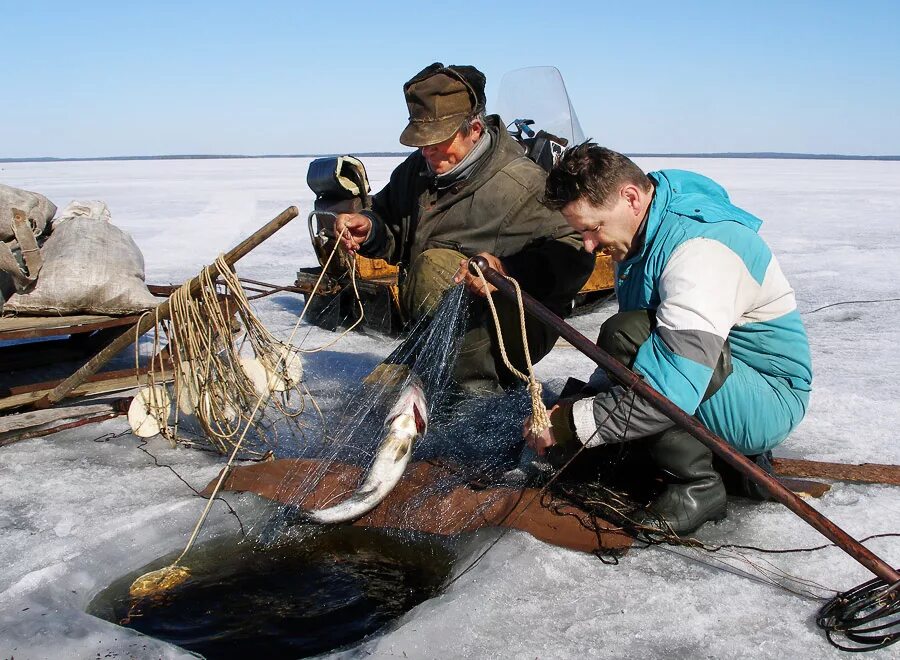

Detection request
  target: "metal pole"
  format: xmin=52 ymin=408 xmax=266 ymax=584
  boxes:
xmin=469 ymin=256 xmax=900 ymax=585
xmin=31 ymin=206 xmax=300 ymax=410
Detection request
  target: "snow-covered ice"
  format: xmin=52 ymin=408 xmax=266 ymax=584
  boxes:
xmin=1 ymin=156 xmax=898 ymax=659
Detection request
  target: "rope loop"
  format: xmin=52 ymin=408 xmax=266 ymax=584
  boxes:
xmin=470 ymin=261 xmax=550 ymax=436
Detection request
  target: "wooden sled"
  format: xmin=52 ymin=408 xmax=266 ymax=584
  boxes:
xmin=0 ymin=285 xmax=180 ymax=414
xmin=0 ymin=285 xmax=186 ymax=415
xmin=0 ymin=281 xmax=252 ymax=416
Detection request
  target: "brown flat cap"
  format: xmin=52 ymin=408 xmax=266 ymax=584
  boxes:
xmin=399 ymin=63 xmax=486 ymax=147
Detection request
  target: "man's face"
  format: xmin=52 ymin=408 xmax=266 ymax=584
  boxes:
xmin=561 ymin=194 xmax=642 ymax=262
xmin=421 ymin=122 xmax=482 ymax=175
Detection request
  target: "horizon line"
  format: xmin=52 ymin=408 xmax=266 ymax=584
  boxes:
xmin=2 ymin=151 xmax=899 ymax=165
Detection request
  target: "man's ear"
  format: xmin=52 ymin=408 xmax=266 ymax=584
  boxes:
xmin=621 ymin=184 xmax=642 ymax=213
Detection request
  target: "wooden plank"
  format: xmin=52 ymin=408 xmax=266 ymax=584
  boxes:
xmin=0 ymin=371 xmax=172 ymax=412
xmin=773 ymin=457 xmax=900 ymax=487
xmin=0 ymin=314 xmax=145 ymax=340
xmin=0 ymin=286 xmax=173 ymax=341
xmin=2 ymin=367 xmax=145 ymax=397
xmin=0 ymin=401 xmax=129 ymax=447
xmin=206 ymin=459 xmax=634 ymax=555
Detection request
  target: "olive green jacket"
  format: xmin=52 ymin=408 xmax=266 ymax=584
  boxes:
xmin=359 ymin=115 xmax=594 ymax=314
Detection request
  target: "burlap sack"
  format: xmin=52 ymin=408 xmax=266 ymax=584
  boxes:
xmin=0 ymin=184 xmax=56 ymax=242
xmin=3 ymin=202 xmax=158 ymax=316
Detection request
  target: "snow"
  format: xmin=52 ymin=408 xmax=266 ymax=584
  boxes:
xmin=1 ymin=156 xmax=899 ymax=659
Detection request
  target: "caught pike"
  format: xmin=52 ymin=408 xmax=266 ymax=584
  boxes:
xmin=306 ymin=376 xmax=428 ymax=524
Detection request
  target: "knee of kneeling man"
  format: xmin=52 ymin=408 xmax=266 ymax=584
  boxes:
xmin=403 ymin=248 xmax=468 ymax=318
xmin=409 ymin=248 xmax=467 ymax=278
xmin=597 ymin=310 xmax=654 ymax=364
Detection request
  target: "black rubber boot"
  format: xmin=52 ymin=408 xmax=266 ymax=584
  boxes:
xmin=637 ymin=427 xmax=727 ymax=535
xmin=714 ymin=451 xmax=776 ymax=501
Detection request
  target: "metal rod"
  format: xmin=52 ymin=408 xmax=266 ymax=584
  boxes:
xmin=469 ymin=256 xmax=900 ymax=585
xmin=31 ymin=206 xmax=300 ymax=410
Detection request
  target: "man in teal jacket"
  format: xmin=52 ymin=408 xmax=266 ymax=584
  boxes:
xmin=527 ymin=143 xmax=812 ymax=534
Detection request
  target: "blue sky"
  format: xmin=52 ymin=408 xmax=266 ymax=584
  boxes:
xmin=2 ymin=0 xmax=898 ymax=158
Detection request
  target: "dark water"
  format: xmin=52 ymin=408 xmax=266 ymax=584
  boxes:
xmin=88 ymin=528 xmax=454 ymax=659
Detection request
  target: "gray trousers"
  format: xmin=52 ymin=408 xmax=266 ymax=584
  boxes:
xmin=595 ymin=310 xmax=774 ymax=497
xmin=597 ymin=309 xmax=732 ymax=402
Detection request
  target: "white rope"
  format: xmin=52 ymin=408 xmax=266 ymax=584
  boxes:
xmin=130 ymin=229 xmax=363 ymax=597
xmin=470 ymin=262 xmax=550 ymax=436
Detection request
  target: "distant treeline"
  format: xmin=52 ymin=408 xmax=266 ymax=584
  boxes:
xmin=0 ymin=152 xmax=411 ymax=164
xmin=2 ymin=151 xmax=899 ymax=164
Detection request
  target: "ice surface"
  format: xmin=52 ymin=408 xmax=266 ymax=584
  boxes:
xmin=1 ymin=157 xmax=899 ymax=658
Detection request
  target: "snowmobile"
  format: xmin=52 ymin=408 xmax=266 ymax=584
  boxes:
xmin=294 ymin=67 xmax=614 ymax=336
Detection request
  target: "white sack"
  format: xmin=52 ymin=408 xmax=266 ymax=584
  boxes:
xmin=3 ymin=202 xmax=158 ymax=316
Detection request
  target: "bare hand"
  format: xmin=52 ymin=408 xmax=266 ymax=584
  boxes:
xmin=453 ymin=252 xmax=507 ymax=297
xmin=334 ymin=213 xmax=372 ymax=253
xmin=523 ymin=404 xmax=560 ymax=456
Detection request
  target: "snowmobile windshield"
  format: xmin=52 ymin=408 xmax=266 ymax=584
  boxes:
xmin=493 ymin=66 xmax=585 ymax=145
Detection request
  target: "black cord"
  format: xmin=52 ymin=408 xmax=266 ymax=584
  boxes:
xmin=717 ymin=533 xmax=900 ymax=555
xmin=91 ymin=429 xmax=132 ymax=443
xmin=135 ymin=439 xmax=245 ymax=537
xmin=817 ymin=576 xmax=900 ymax=652
xmin=802 ymin=297 xmax=900 ymax=315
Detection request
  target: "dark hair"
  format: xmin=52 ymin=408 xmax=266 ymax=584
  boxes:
xmin=543 ymin=141 xmax=652 ymax=210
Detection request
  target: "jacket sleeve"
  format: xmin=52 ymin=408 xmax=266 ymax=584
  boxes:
xmin=356 ymin=204 xmax=393 ymax=260
xmin=357 ymin=155 xmax=421 ymax=263
xmin=571 ymin=237 xmax=758 ymax=446
xmin=500 ymin=184 xmax=595 ymax=314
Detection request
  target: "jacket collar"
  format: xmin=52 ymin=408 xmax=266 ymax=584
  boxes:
xmin=418 ymin=115 xmax=523 ymax=193
xmin=619 ymin=169 xmax=764 ymax=267
xmin=431 ymin=128 xmax=493 ymax=188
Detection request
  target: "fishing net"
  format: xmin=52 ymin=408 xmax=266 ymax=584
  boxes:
xmin=131 ymin=246 xmax=364 ymax=457
xmin=247 ymin=284 xmax=534 ymax=536
xmin=124 ymin=249 xmax=898 ymax=653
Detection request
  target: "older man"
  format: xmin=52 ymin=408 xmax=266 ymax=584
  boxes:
xmin=527 ymin=143 xmax=812 ymax=534
xmin=336 ymin=63 xmax=594 ymax=393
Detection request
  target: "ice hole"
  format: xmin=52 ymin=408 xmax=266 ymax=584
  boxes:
xmin=87 ymin=528 xmax=454 ymax=659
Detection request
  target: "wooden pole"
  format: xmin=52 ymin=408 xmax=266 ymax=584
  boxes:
xmin=31 ymin=206 xmax=299 ymax=410
xmin=469 ymin=256 xmax=900 ymax=586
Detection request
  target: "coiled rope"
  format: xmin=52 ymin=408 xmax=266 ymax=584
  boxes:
xmin=128 ymin=229 xmax=360 ymax=600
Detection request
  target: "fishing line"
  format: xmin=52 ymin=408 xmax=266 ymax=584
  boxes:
xmin=133 ymin=438 xmax=246 ymax=537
